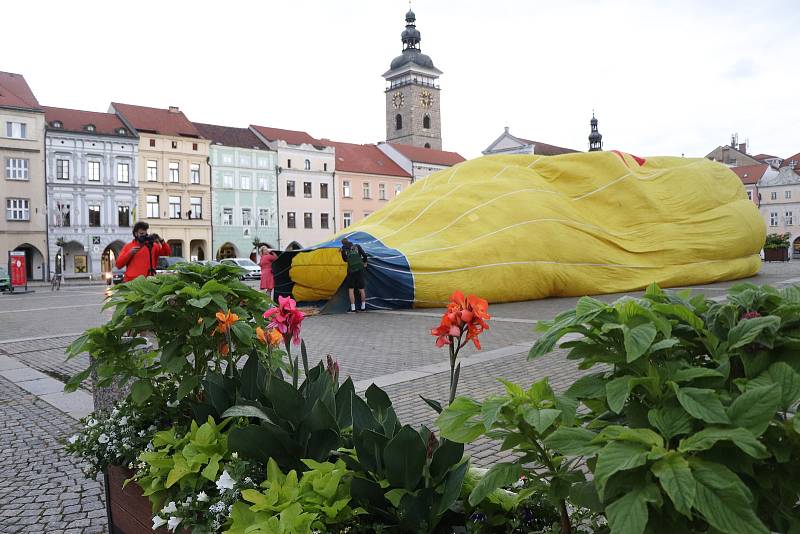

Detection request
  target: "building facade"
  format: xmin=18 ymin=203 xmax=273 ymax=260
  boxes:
xmin=705 ymin=141 xmax=761 ymax=167
xmin=383 ymin=10 xmax=443 ymax=150
xmin=193 ymin=123 xmax=278 ymax=259
xmin=111 ymin=103 xmax=212 ymax=260
xmin=329 ymin=141 xmax=411 ymax=229
xmin=731 ymin=163 xmax=775 ymax=207
xmin=0 ymin=71 xmax=47 ymax=281
xmin=250 ymin=126 xmax=336 ymax=249
xmin=483 ymin=127 xmax=579 ymax=156
xmin=44 ymin=107 xmax=138 ymax=278
xmin=377 ymin=141 xmax=464 ymax=182
xmin=758 ymin=166 xmax=800 ymax=257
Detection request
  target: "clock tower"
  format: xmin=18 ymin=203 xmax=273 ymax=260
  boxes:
xmin=383 ymin=9 xmax=443 ymax=150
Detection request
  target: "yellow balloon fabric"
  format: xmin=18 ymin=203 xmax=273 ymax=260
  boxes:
xmin=289 ymin=151 xmax=765 ymax=308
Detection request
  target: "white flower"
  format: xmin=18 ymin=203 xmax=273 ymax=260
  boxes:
xmin=119 ymin=416 xmax=129 ymax=425
xmin=231 ymin=452 xmax=239 ymax=459
xmin=98 ymin=434 xmax=109 ymax=444
xmin=166 ymin=399 xmax=179 ymax=408
xmin=209 ymin=502 xmax=225 ymax=514
xmin=184 ymin=496 xmax=192 ymax=505
xmin=216 ymin=470 xmax=236 ymax=491
xmin=138 ymin=430 xmax=146 ymax=437
xmin=161 ymin=501 xmax=178 ymax=515
xmin=87 ymin=418 xmax=97 ymax=428
xmin=196 ymin=491 xmax=209 ymax=502
xmin=67 ymin=435 xmax=79 ymax=445
xmin=167 ymin=516 xmax=182 ymax=532
xmin=152 ymin=516 xmax=167 ymax=529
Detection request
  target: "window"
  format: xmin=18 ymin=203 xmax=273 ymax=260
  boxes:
xmin=258 ymin=176 xmax=269 ymax=191
xmin=117 ymin=162 xmax=129 ymax=183
xmin=241 ymin=175 xmax=252 ymax=190
xmin=287 ymin=211 xmax=296 ymax=228
xmin=287 ymin=180 xmax=296 ymax=197
xmin=6 ymin=198 xmax=29 ymax=220
xmin=223 ymin=174 xmax=233 ymax=188
xmin=192 ymin=143 xmax=198 ymax=151
xmin=424 ymin=143 xmax=431 ymax=149
xmin=395 ymin=114 xmax=402 ymax=130
xmin=58 ymin=203 xmax=71 ymax=226
xmin=304 ymin=212 xmax=313 ymax=229
xmin=88 ymin=204 xmax=101 ymax=227
xmin=86 ymin=124 xmax=96 ymax=132
xmin=304 ymin=159 xmax=311 ymax=170
xmin=342 ymin=180 xmax=351 ymax=197
xmin=323 ymin=163 xmax=328 ymax=172
xmin=242 ymin=208 xmax=252 ymax=226
xmin=395 ymin=184 xmax=402 ymax=196
xmin=6 ymin=122 xmax=27 ymax=139
xmin=423 ymin=115 xmax=431 ymax=129
xmin=320 ymin=183 xmax=329 ymax=199
xmin=169 ymin=162 xmax=179 ymax=183
xmin=88 ymin=161 xmax=100 ymax=181
xmin=169 ymin=196 xmax=181 ymax=219
xmin=287 ymin=159 xmax=292 ymax=169
xmin=362 ymin=182 xmax=371 ymax=199
xmin=304 ymin=181 xmax=312 ymax=197
xmin=149 ymin=139 xmax=156 ymax=147
xmin=190 ymin=163 xmax=200 ymax=184
xmin=147 ymin=160 xmax=158 ymax=181
xmin=56 ymin=159 xmax=70 ymax=180
xmin=771 ymin=192 xmax=778 ymax=200
xmin=190 ymin=197 xmax=202 ymax=219
xmin=5 ymin=158 xmax=28 ymax=180
xmin=747 ymin=191 xmax=752 ymax=200
xmin=343 ymin=212 xmax=352 ymax=228
xmin=259 ymin=208 xmax=270 ymax=227
xmin=320 ymin=213 xmax=329 ymax=229
xmin=379 ymin=183 xmax=386 ymax=200
xmin=171 ymin=141 xmax=178 ymax=149
xmin=118 ymin=205 xmax=130 ymax=227
xmin=785 ymin=211 xmax=794 ymax=225
xmin=786 ymin=191 xmax=792 ymax=200
xmin=147 ymin=195 xmax=160 ymax=218
xmin=770 ymin=212 xmax=778 ymax=226
xmin=222 ymin=208 xmax=233 ymax=225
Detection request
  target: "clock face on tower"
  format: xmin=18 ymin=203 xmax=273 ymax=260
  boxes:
xmin=420 ymin=91 xmax=433 ymax=108
xmin=392 ymin=92 xmax=405 ymax=109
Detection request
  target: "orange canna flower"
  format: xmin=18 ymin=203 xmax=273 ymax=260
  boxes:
xmin=219 ymin=342 xmax=230 ymax=356
xmin=267 ymin=328 xmax=283 ymax=347
xmin=213 ymin=310 xmax=239 ymax=335
xmin=431 ymin=291 xmax=491 ymax=349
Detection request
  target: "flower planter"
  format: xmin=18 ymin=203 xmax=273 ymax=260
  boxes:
xmin=106 ymin=465 xmax=189 ymax=534
xmin=764 ymin=247 xmax=789 ymax=262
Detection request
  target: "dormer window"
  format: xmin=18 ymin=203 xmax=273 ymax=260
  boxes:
xmin=85 ymin=124 xmax=96 ymax=132
xmin=117 ymin=128 xmax=127 ymax=135
xmin=52 ymin=120 xmax=63 ymax=128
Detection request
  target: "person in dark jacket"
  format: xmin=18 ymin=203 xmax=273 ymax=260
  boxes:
xmin=340 ymin=238 xmax=368 ymax=312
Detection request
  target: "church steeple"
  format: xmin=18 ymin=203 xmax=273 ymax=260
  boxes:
xmin=401 ymin=9 xmax=421 ymax=50
xmin=588 ymin=112 xmax=603 ymax=152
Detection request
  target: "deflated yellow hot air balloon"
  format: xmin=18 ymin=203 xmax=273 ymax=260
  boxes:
xmin=277 ymin=151 xmax=765 ymax=309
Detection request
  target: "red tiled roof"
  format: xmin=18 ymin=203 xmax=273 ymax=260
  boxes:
xmin=517 ymin=137 xmax=579 ymax=156
xmin=250 ymin=125 xmax=324 ymax=146
xmin=753 ymin=153 xmax=779 ymax=161
xmin=43 ymin=106 xmax=133 ymax=137
xmin=385 ymin=142 xmax=465 ymax=166
xmin=780 ymin=152 xmax=800 ymax=169
xmin=328 ymin=141 xmax=410 ymax=177
xmin=111 ymin=103 xmax=201 ymax=138
xmin=193 ymin=122 xmax=268 ymax=150
xmin=730 ymin=164 xmax=768 ymax=185
xmin=0 ymin=71 xmax=41 ymax=110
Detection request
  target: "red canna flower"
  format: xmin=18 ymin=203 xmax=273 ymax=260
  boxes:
xmin=263 ymin=296 xmax=305 ymax=345
xmin=212 ymin=310 xmax=239 ymax=335
xmin=431 ymin=291 xmax=491 ymax=349
xmin=741 ymin=311 xmax=761 ymax=320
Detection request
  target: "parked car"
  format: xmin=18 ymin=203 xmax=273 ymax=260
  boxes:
xmin=155 ymin=257 xmax=187 ymax=275
xmin=0 ymin=266 xmax=10 ymax=292
xmin=103 ymin=268 xmax=124 ymax=285
xmin=220 ymin=258 xmax=261 ymax=280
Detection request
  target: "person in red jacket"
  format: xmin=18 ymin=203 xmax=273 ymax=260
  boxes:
xmin=115 ymin=222 xmax=172 ymax=282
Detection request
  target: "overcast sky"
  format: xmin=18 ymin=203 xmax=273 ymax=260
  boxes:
xmin=4 ymin=0 xmax=799 ymax=159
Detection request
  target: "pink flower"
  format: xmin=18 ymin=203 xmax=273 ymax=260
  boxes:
xmin=263 ymin=296 xmax=305 ymax=345
xmin=741 ymin=311 xmax=761 ymax=320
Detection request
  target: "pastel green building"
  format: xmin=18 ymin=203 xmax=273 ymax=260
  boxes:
xmin=194 ymin=123 xmax=278 ymax=259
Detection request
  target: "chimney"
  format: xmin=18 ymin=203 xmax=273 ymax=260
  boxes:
xmin=738 ymin=143 xmax=747 ymax=153
xmin=504 ymin=126 xmax=510 ymax=134
xmin=168 ymin=106 xmax=179 ymax=113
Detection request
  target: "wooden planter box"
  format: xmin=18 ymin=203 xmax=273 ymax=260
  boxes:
xmin=764 ymin=247 xmax=789 ymax=262
xmin=106 ymin=465 xmax=189 ymax=534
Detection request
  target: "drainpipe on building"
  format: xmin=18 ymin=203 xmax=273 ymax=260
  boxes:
xmin=275 ymin=165 xmax=282 ymax=250
xmin=43 ymin=137 xmax=51 ymax=282
xmin=331 ymin=170 xmax=338 ymax=234
xmin=207 ymin=155 xmax=213 ymax=261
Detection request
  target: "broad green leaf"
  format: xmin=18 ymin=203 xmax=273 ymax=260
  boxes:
xmin=437 ymin=460 xmax=469 ymax=515
xmin=176 ymin=375 xmax=200 ymax=401
xmin=498 ymin=378 xmax=525 ymax=398
xmin=647 ymin=405 xmax=692 ymax=440
xmin=527 ymin=378 xmax=555 ymax=402
xmin=522 ymin=407 xmax=561 ymax=434
xmin=605 ymin=483 xmax=659 ymax=534
xmin=623 ymin=323 xmax=658 ymax=363
xmin=429 ymin=439 xmax=464 ymax=482
xmin=576 ymin=296 xmax=608 ymax=319
xmin=565 ymin=372 xmax=607 ymax=399
xmin=679 ymin=427 xmax=769 ymax=459
xmin=672 ymin=367 xmax=724 ymax=382
xmin=793 ymin=414 xmax=800 ymax=435
xmin=766 ymin=362 xmax=800 ymax=410
xmin=468 ymin=462 xmax=523 ymax=506
xmin=130 ymin=380 xmax=153 ymax=405
xmin=594 ymin=441 xmax=649 ymax=500
xmin=222 ymin=405 xmax=274 ymax=422
xmin=727 ymin=384 xmax=780 ymax=436
xmin=650 ymin=452 xmax=694 ymax=517
xmin=648 ymin=338 xmax=680 ymax=353
xmin=651 ymin=303 xmax=705 ymax=329
xmin=606 ymin=377 xmax=631 ymax=414
xmin=594 ymin=426 xmax=664 ymax=449
xmin=187 ymin=295 xmax=212 ymax=308
xmin=691 ymin=459 xmax=768 ymax=534
xmin=479 ymin=396 xmax=507 ymax=429
xmin=555 ymin=395 xmax=579 ymax=426
xmin=675 ymin=387 xmax=730 ymax=424
xmin=383 ymin=425 xmax=426 ymax=490
xmin=727 ymin=316 xmax=780 ymax=349
xmin=544 ymin=427 xmax=601 ymax=456
xmin=436 ymin=397 xmax=484 ymax=443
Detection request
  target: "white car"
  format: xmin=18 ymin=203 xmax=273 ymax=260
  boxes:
xmin=220 ymin=258 xmax=261 ymax=280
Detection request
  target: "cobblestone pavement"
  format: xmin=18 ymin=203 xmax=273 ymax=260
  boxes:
xmin=0 ymin=262 xmax=798 ymax=532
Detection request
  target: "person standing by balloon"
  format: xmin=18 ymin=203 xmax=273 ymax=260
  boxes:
xmin=258 ymin=245 xmax=278 ymax=300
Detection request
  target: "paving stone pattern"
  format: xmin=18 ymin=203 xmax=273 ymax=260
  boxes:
xmin=0 ymin=336 xmax=90 ymax=391
xmin=0 ymin=375 xmax=106 ymax=534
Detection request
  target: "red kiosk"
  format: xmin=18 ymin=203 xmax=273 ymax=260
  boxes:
xmin=9 ymin=251 xmax=27 ymax=293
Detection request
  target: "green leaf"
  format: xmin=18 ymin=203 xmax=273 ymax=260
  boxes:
xmin=766 ymin=362 xmax=800 ymax=410
xmin=130 ymin=380 xmax=153 ymax=405
xmin=672 ymin=367 xmax=724 ymax=382
xmin=383 ymin=425 xmax=426 ymax=490
xmin=594 ymin=426 xmax=664 ymax=449
xmin=650 ymin=452 xmax=695 ymax=517
xmin=647 ymin=405 xmax=692 ymax=441
xmin=498 ymin=378 xmax=525 ymax=397
xmin=437 ymin=460 xmax=468 ymax=515
xmin=222 ymin=405 xmax=274 ymax=422
xmin=575 ymin=296 xmax=608 ymax=319
xmin=479 ymin=396 xmax=507 ymax=429
xmin=727 ymin=384 xmax=781 ymax=436
xmin=623 ymin=323 xmax=658 ymax=363
xmin=522 ymin=407 xmax=561 ymax=434
xmin=176 ymin=375 xmax=200 ymax=401
xmin=675 ymin=387 xmax=730 ymax=424
xmin=565 ymin=372 xmax=607 ymax=399
xmin=594 ymin=441 xmax=649 ymax=500
xmin=605 ymin=483 xmax=659 ymax=534
xmin=651 ymin=303 xmax=705 ymax=329
xmin=679 ymin=427 xmax=769 ymax=459
xmin=468 ymin=462 xmax=523 ymax=506
xmin=691 ymin=459 xmax=768 ymax=534
xmin=727 ymin=316 xmax=781 ymax=349
xmin=544 ymin=427 xmax=601 ymax=456
xmin=429 ymin=439 xmax=464 ymax=482
xmin=187 ymin=295 xmax=212 ymax=308
xmin=606 ymin=377 xmax=631 ymax=414
xmin=419 ymin=395 xmax=443 ymax=414
xmin=436 ymin=397 xmax=484 ymax=443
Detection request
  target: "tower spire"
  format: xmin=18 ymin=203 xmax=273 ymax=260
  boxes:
xmin=588 ymin=112 xmax=603 ymax=152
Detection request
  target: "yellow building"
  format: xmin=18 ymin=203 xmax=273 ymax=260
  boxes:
xmin=111 ymin=103 xmax=211 ymax=260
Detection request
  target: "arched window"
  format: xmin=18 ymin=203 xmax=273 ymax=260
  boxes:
xmin=424 ymin=143 xmax=431 ymax=149
xmin=395 ymin=114 xmax=402 ymax=130
xmin=304 ymin=159 xmax=311 ymax=170
xmin=423 ymin=115 xmax=431 ymax=129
